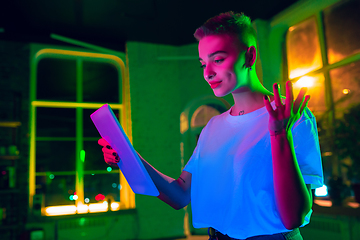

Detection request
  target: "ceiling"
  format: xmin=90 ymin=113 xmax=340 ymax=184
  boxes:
xmin=1 ymin=0 xmax=299 ymax=52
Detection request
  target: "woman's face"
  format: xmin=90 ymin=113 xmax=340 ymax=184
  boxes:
xmin=198 ymin=34 xmax=248 ymax=97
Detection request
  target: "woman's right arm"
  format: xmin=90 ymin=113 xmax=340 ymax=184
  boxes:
xmin=98 ymin=138 xmax=191 ymax=210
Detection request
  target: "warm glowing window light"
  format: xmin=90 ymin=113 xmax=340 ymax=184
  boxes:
xmin=294 ymin=76 xmax=315 ymax=88
xmin=286 ymin=17 xmax=323 ymax=79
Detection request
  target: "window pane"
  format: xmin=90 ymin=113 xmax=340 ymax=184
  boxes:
xmin=37 ymin=58 xmax=76 ymax=101
xmin=286 ymin=17 xmax=323 ymax=79
xmin=37 ymin=107 xmax=76 ymax=138
xmin=324 ymin=0 xmax=360 ymax=64
xmin=330 ymin=60 xmax=360 ymax=118
xmin=36 ymin=175 xmax=76 ymax=207
xmin=36 ymin=141 xmax=76 ymax=172
xmin=84 ymin=173 xmax=120 ymax=204
xmin=292 ymin=74 xmax=326 ymax=116
xmin=83 ymin=61 xmax=120 ymax=103
xmin=83 ymin=141 xmax=109 ymax=171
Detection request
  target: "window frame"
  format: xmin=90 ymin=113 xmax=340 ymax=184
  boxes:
xmin=29 ymin=45 xmax=135 ymax=216
xmin=283 ymin=0 xmax=360 ymax=178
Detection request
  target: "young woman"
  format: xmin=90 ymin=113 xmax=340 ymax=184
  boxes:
xmin=99 ymin=12 xmax=323 ymax=240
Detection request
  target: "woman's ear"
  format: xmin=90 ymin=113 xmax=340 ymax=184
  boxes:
xmin=246 ymin=46 xmax=256 ymax=68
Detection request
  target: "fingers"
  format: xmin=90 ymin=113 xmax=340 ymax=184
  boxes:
xmin=98 ymin=138 xmax=110 ymax=147
xmin=294 ymin=87 xmax=307 ymax=113
xmin=100 ymin=140 xmax=120 ymax=166
xmin=104 ymin=153 xmax=120 ymax=166
xmin=299 ymin=95 xmax=310 ymax=114
xmin=273 ymin=83 xmax=283 ymax=108
xmin=263 ymin=95 xmax=275 ymax=117
xmin=285 ymin=81 xmax=294 ymax=115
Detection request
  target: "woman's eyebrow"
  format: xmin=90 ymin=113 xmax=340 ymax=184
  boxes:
xmin=199 ymin=51 xmax=227 ymax=61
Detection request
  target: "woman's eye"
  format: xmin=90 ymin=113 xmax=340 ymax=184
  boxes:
xmin=200 ymin=64 xmax=206 ymax=69
xmin=215 ymin=59 xmax=224 ymax=63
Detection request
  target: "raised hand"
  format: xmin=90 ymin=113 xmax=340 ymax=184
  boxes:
xmin=98 ymin=138 xmax=120 ymax=167
xmin=264 ymin=81 xmax=310 ymax=135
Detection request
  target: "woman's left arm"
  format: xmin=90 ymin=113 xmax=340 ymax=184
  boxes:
xmin=264 ymin=81 xmax=312 ymax=230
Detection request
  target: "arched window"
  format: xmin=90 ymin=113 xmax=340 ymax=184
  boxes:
xmin=190 ymin=105 xmax=221 ymax=128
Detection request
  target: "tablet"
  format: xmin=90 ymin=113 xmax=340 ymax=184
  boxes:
xmin=90 ymin=104 xmax=159 ymax=196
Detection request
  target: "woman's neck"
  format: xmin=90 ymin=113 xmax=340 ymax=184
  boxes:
xmin=230 ymin=86 xmax=274 ymax=116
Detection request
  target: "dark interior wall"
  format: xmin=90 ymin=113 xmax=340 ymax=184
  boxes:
xmin=0 ymin=40 xmax=30 ymax=237
xmin=127 ymin=41 xmax=188 ymax=239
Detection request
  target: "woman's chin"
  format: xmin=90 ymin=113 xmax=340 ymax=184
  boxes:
xmin=213 ymin=90 xmax=229 ymax=97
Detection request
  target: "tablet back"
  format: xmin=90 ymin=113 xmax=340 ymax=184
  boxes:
xmin=90 ymin=104 xmax=159 ymax=196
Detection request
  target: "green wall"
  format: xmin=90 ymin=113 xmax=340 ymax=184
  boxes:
xmin=127 ymin=41 xmax=220 ymax=239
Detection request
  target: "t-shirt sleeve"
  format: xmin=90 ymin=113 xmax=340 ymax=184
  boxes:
xmin=291 ymin=108 xmax=324 ymax=189
xmin=183 ymin=144 xmax=199 ymax=174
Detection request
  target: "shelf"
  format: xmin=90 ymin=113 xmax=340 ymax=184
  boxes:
xmin=0 ymin=156 xmax=19 ymax=160
xmin=0 ymin=121 xmax=21 ymax=128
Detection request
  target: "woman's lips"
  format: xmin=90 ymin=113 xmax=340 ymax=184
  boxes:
xmin=209 ymin=80 xmax=222 ymax=89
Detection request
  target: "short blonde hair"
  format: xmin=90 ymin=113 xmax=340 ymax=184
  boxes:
xmin=194 ymin=11 xmax=257 ymax=51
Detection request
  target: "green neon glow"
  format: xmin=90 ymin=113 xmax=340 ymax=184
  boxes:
xmin=107 ymin=167 xmax=112 ymax=172
xmin=79 ymin=217 xmax=86 ymax=226
xmin=49 ymin=174 xmax=54 ymax=179
xmin=80 ymin=150 xmax=85 ymax=162
xmin=69 ymin=195 xmax=74 ymax=200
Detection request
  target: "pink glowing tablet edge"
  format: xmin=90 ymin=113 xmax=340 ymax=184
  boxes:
xmin=90 ymin=104 xmax=159 ymax=196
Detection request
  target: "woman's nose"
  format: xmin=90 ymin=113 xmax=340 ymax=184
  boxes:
xmin=204 ymin=67 xmax=216 ymax=80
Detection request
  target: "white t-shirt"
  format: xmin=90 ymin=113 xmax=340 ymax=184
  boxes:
xmin=183 ymin=104 xmax=323 ymax=239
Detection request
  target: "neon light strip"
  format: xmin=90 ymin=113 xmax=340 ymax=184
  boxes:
xmin=50 ymin=34 xmax=126 ymax=61
xmin=0 ymin=122 xmax=22 ymax=128
xmin=44 ymin=202 xmax=120 ymax=216
xmin=31 ymin=101 xmax=123 ymax=109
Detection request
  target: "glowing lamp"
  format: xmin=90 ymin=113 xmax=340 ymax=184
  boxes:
xmin=342 ymin=89 xmax=350 ymax=95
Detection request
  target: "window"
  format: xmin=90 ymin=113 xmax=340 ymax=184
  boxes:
xmin=285 ymin=0 xmax=360 ymax=184
xmin=29 ymin=48 xmax=134 ymax=216
xmin=190 ymin=105 xmax=221 ymax=128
